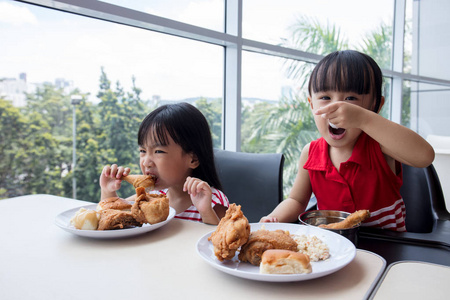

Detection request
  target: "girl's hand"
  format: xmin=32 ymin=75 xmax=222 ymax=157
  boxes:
xmin=183 ymin=176 xmax=213 ymax=213
xmin=260 ymin=216 xmax=279 ymax=223
xmin=315 ymin=102 xmax=368 ymax=130
xmin=99 ymin=164 xmax=130 ymax=193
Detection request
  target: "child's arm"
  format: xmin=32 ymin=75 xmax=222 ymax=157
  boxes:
xmin=99 ymin=164 xmax=131 ymax=200
xmin=260 ymin=145 xmax=313 ymax=223
xmin=184 ymin=176 xmax=223 ymax=225
xmin=317 ymin=102 xmax=435 ymax=168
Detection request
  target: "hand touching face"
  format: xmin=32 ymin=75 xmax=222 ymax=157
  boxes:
xmin=309 ymin=91 xmax=376 ymax=147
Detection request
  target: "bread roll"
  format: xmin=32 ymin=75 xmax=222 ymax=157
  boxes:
xmin=260 ymin=249 xmax=312 ymax=274
xmin=70 ymin=208 xmax=99 ymax=230
xmin=97 ymin=197 xmax=132 ymax=211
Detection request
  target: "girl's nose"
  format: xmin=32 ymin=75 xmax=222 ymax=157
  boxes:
xmin=142 ymin=155 xmax=154 ymax=168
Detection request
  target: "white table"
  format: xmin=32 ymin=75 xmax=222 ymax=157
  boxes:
xmin=371 ymin=261 xmax=450 ymax=299
xmin=0 ymin=195 xmax=386 ymax=300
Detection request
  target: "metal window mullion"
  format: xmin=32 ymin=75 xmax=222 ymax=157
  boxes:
xmin=391 ymin=0 xmax=406 ymax=124
xmin=223 ymin=0 xmax=242 ymax=151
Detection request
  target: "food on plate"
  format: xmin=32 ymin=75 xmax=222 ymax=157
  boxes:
xmin=123 ymin=174 xmax=156 ymax=190
xmin=319 ymin=209 xmax=370 ymax=230
xmin=131 ymin=187 xmax=170 ymax=224
xmin=292 ymin=234 xmax=330 ymax=262
xmin=70 ymin=208 xmax=99 ymax=230
xmin=97 ymin=209 xmax=142 ymax=230
xmin=208 ymin=203 xmax=250 ymax=261
xmin=238 ymin=228 xmax=298 ymax=266
xmin=260 ymin=249 xmax=312 ymax=274
xmin=97 ymin=197 xmax=132 ymax=211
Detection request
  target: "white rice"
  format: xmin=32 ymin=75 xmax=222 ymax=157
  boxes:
xmin=292 ymin=234 xmax=330 ymax=262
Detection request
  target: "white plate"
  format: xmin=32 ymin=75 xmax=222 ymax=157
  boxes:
xmin=55 ymin=204 xmax=176 ymax=239
xmin=196 ymin=222 xmax=356 ymax=282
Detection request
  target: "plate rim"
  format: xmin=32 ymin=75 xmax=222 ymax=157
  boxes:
xmin=55 ymin=203 xmax=176 ymax=239
xmin=196 ymin=222 xmax=356 ymax=282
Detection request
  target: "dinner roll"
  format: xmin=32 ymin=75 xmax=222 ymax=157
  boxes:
xmin=97 ymin=197 xmax=132 ymax=211
xmin=70 ymin=208 xmax=99 ymax=230
xmin=260 ymin=249 xmax=312 ymax=274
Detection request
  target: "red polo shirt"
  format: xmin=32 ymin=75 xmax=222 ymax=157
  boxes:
xmin=304 ymin=132 xmax=406 ymax=231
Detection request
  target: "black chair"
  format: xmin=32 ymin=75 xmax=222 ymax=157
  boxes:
xmin=401 ymin=164 xmax=450 ymax=232
xmin=360 ymin=163 xmax=450 ymax=248
xmin=214 ymin=149 xmax=284 ymax=223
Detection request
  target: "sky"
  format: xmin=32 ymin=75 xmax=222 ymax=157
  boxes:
xmin=0 ymin=0 xmax=393 ymax=102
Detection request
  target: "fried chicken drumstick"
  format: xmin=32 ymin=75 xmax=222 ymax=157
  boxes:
xmin=319 ymin=210 xmax=370 ymax=230
xmin=123 ymin=175 xmax=156 ymax=190
xmin=208 ymin=204 xmax=250 ymax=261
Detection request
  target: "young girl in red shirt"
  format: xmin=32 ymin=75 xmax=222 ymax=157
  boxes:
xmin=261 ymin=50 xmax=434 ymax=231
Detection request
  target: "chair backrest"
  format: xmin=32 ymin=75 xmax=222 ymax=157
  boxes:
xmin=400 ymin=163 xmax=447 ymax=233
xmin=214 ymin=149 xmax=284 ymax=223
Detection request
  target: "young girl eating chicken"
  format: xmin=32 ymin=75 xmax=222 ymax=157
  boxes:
xmin=261 ymin=50 xmax=434 ymax=231
xmin=100 ymin=102 xmax=229 ymax=225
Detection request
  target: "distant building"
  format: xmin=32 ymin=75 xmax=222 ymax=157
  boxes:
xmin=0 ymin=74 xmax=29 ymax=107
xmin=0 ymin=73 xmax=74 ymax=107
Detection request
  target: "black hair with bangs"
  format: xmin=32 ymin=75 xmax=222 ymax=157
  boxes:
xmin=138 ymin=102 xmax=223 ymax=190
xmin=308 ymin=50 xmax=383 ymax=113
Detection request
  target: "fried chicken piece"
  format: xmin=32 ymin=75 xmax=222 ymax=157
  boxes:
xmin=238 ymin=229 xmax=298 ymax=266
xmin=123 ymin=174 xmax=156 ymax=191
xmin=208 ymin=204 xmax=250 ymax=261
xmin=131 ymin=187 xmax=170 ymax=225
xmin=319 ymin=210 xmax=370 ymax=230
xmin=97 ymin=209 xmax=141 ymax=230
xmin=97 ymin=197 xmax=132 ymax=211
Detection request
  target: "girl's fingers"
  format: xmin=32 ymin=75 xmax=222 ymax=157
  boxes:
xmin=102 ymin=165 xmax=111 ymax=177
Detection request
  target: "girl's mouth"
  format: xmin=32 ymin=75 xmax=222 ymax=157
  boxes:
xmin=329 ymin=125 xmax=346 ymax=140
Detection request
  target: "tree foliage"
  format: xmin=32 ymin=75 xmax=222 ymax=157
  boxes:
xmin=0 ymin=68 xmax=223 ymax=201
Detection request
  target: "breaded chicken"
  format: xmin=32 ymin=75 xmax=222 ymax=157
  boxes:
xmin=319 ymin=210 xmax=370 ymax=230
xmin=208 ymin=204 xmax=250 ymax=261
xmin=123 ymin=174 xmax=156 ymax=191
xmin=238 ymin=229 xmax=298 ymax=266
xmin=131 ymin=187 xmax=170 ymax=225
xmin=97 ymin=209 xmax=141 ymax=230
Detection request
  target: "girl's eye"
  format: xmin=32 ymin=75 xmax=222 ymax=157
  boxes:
xmin=319 ymin=96 xmax=331 ymax=100
xmin=345 ymin=96 xmax=358 ymax=101
xmin=139 ymin=149 xmax=146 ymax=154
xmin=155 ymin=150 xmax=165 ymax=154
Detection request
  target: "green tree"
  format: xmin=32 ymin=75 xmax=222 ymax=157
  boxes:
xmin=0 ymin=87 xmax=67 ymax=198
xmin=0 ymin=98 xmax=28 ymax=198
xmin=92 ymin=67 xmax=150 ymax=199
xmin=195 ymin=97 xmax=222 ymax=148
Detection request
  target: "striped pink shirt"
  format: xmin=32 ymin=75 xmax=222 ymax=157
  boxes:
xmin=160 ymin=188 xmax=229 ymax=223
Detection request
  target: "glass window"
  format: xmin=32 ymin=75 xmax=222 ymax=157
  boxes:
xmin=406 ymin=82 xmax=450 ymax=138
xmin=243 ymin=0 xmax=395 ymax=68
xmin=0 ymin=0 xmax=223 ymax=200
xmin=100 ymin=0 xmax=224 ymax=32
xmin=241 ymin=51 xmax=319 ymax=195
xmin=412 ymin=0 xmax=450 ymax=80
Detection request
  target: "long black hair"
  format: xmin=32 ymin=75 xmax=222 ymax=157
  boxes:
xmin=138 ymin=102 xmax=223 ymax=190
xmin=308 ymin=50 xmax=383 ymax=113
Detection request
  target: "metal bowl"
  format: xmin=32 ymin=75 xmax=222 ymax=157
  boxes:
xmin=298 ymin=210 xmax=359 ymax=246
